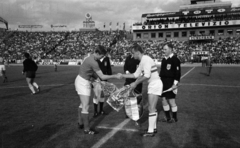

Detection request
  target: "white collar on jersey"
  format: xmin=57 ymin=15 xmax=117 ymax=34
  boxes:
xmin=164 ymin=53 xmax=174 ymax=59
xmin=100 ymin=56 xmax=105 ymax=62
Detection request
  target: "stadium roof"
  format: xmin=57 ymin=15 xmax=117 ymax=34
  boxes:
xmin=141 ymin=1 xmax=238 ymax=18
xmin=191 ymin=0 xmax=217 ymax=4
xmin=0 ymin=16 xmax=8 ymax=30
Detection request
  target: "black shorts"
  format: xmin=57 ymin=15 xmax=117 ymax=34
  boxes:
xmin=26 ymin=71 xmax=36 ymax=78
xmin=161 ymin=78 xmax=176 ymax=99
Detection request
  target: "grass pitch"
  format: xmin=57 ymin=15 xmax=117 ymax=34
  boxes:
xmin=0 ymin=64 xmax=240 ymax=148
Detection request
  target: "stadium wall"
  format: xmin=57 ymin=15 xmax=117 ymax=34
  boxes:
xmin=133 ymin=26 xmax=240 ymax=41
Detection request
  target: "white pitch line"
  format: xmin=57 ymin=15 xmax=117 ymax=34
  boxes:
xmin=0 ymin=84 xmax=66 ymax=89
xmin=181 ymin=67 xmax=195 ymax=79
xmin=180 ymin=83 xmax=240 ymax=88
xmin=96 ymin=125 xmax=138 ymax=132
xmin=91 ymin=119 xmax=130 ymax=148
xmin=91 ymin=67 xmax=195 ymax=148
xmin=0 ymin=82 xmax=124 ymax=90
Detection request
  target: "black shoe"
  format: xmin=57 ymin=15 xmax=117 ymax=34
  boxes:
xmin=37 ymin=87 xmax=40 ymax=92
xmin=168 ymin=118 xmax=178 ymax=123
xmin=93 ymin=112 xmax=98 ymax=118
xmin=78 ymin=123 xmax=84 ymax=129
xmin=142 ymin=131 xmax=155 ymax=137
xmin=84 ymin=129 xmax=99 ymax=135
xmin=144 ymin=129 xmax=157 ymax=134
xmin=160 ymin=117 xmax=171 ymax=123
xmin=99 ymin=111 xmax=108 ymax=115
xmin=31 ymin=93 xmax=36 ymax=95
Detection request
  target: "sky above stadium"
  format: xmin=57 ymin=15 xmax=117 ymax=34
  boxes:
xmin=0 ymin=0 xmax=240 ymax=31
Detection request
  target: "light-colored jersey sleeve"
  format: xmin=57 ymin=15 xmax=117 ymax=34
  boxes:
xmin=142 ymin=58 xmax=152 ymax=78
xmin=133 ymin=56 xmax=152 ymax=78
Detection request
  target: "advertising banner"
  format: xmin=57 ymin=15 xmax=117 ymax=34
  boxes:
xmin=132 ymin=20 xmax=240 ymax=30
xmin=18 ymin=25 xmax=43 ymax=28
xmin=189 ymin=35 xmax=214 ymax=40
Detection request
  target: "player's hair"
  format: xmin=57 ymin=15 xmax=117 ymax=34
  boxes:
xmin=24 ymin=52 xmax=30 ymax=59
xmin=164 ymin=43 xmax=174 ymax=49
xmin=132 ymin=44 xmax=144 ymax=53
xmin=95 ymin=45 xmax=107 ymax=55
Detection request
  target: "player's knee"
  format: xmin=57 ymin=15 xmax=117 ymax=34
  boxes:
xmin=161 ymin=98 xmax=168 ymax=106
xmin=169 ymin=99 xmax=176 ymax=107
xmin=81 ymin=104 xmax=89 ymax=112
xmin=148 ymin=105 xmax=156 ymax=113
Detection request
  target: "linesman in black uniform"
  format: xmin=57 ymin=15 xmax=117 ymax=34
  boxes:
xmin=160 ymin=43 xmax=181 ymax=123
xmin=93 ymin=53 xmax=112 ymax=117
xmin=123 ymin=53 xmax=143 ymax=118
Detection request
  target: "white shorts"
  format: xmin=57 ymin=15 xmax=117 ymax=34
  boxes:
xmin=148 ymin=79 xmax=163 ymax=96
xmin=75 ymin=75 xmax=91 ymax=96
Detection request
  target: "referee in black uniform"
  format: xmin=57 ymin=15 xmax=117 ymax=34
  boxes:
xmin=160 ymin=43 xmax=181 ymax=123
xmin=123 ymin=53 xmax=143 ymax=118
xmin=93 ymin=53 xmax=112 ymax=117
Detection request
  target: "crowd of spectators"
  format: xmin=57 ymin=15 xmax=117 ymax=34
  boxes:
xmin=0 ymin=30 xmax=240 ymax=64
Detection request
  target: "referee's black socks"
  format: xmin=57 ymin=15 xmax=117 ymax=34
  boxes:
xmin=94 ymin=103 xmax=98 ymax=113
xmin=171 ymin=106 xmax=178 ymax=121
xmin=163 ymin=105 xmax=171 ymax=121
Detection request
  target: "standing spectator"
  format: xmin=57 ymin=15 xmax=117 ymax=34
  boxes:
xmin=22 ymin=53 xmax=40 ymax=95
xmin=0 ymin=57 xmax=8 ymax=83
xmin=53 ymin=58 xmax=58 ymax=72
xmin=93 ymin=53 xmax=112 ymax=117
xmin=206 ymin=55 xmax=212 ymax=76
xmin=160 ymin=43 xmax=181 ymax=123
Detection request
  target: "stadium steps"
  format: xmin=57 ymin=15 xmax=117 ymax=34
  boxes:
xmin=0 ymin=31 xmax=15 ymax=44
xmin=43 ymin=32 xmax=70 ymax=58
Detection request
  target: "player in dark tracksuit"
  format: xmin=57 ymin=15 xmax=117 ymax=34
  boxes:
xmin=22 ymin=53 xmax=40 ymax=95
xmin=160 ymin=43 xmax=181 ymax=123
xmin=123 ymin=54 xmax=143 ymax=118
xmin=93 ymin=55 xmax=112 ymax=117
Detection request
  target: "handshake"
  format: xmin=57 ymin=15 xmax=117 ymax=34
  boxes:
xmin=115 ymin=73 xmax=124 ymax=79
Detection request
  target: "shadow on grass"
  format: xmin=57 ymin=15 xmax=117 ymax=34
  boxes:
xmin=211 ymin=129 xmax=240 ymax=148
xmin=158 ymin=131 xmax=179 ymax=148
xmin=199 ymin=72 xmax=211 ymax=76
xmin=0 ymin=92 xmax=29 ymax=100
xmin=38 ymin=81 xmax=73 ymax=94
xmin=2 ymin=123 xmax=64 ymax=148
xmin=183 ymin=129 xmax=209 ymax=148
xmin=90 ymin=104 xmax=115 ymax=129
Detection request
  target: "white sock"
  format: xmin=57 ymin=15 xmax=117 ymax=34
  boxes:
xmin=163 ymin=105 xmax=170 ymax=111
xmin=28 ymin=84 xmax=35 ymax=93
xmin=32 ymin=82 xmax=39 ymax=89
xmin=154 ymin=111 xmax=158 ymax=129
xmin=172 ymin=106 xmax=178 ymax=112
xmin=148 ymin=112 xmax=157 ymax=133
